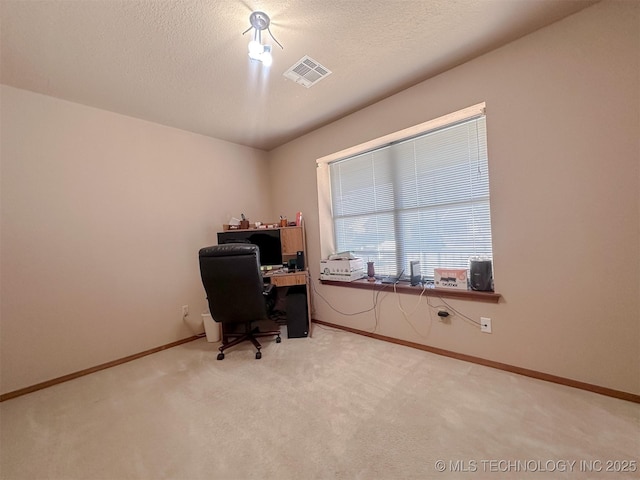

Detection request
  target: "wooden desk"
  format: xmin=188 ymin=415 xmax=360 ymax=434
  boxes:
xmin=263 ymin=269 xmax=311 ymax=337
xmin=268 ymin=270 xmax=307 ymax=287
xmin=218 ymin=223 xmax=310 ymax=336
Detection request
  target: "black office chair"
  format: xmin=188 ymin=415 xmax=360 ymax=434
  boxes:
xmin=198 ymin=244 xmax=281 ymax=360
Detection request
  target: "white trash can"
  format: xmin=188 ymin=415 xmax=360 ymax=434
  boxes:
xmin=201 ymin=312 xmax=221 ymax=343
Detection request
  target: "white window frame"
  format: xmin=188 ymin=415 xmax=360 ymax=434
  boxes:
xmin=316 ymin=103 xmax=491 ymax=278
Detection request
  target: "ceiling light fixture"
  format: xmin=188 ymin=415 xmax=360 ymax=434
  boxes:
xmin=242 ymin=11 xmax=283 ymax=67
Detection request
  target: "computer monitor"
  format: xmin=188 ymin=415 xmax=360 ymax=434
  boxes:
xmin=217 ymin=229 xmax=283 ymax=268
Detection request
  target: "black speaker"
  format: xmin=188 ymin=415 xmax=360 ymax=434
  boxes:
xmin=470 ymin=259 xmax=493 ymax=291
xmin=410 ymin=260 xmax=421 ymax=286
xmin=296 ymin=250 xmax=305 ymax=270
xmin=286 ymin=286 xmax=308 ymax=338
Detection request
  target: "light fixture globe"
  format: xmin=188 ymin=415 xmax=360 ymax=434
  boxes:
xmin=261 ymin=46 xmax=273 ymax=67
xmin=248 ymin=40 xmax=263 ymax=55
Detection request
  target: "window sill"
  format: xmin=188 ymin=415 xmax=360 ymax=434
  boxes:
xmin=319 ymin=278 xmax=501 ymax=303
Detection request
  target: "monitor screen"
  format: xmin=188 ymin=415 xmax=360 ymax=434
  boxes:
xmin=217 ymin=229 xmax=283 ymax=268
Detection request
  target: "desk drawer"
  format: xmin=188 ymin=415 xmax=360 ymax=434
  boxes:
xmin=271 ymin=273 xmax=306 ymax=287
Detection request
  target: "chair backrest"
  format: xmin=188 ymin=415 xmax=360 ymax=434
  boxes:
xmin=198 ymin=244 xmax=267 ymax=325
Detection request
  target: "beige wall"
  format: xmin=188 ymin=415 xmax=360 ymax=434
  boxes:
xmin=1 ymin=1 xmax=638 ymax=397
xmin=268 ymin=1 xmax=640 ymax=394
xmin=0 ymin=86 xmax=272 ymax=394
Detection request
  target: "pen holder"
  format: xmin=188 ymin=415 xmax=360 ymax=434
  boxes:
xmin=279 ymin=218 xmax=287 ymax=227
xmin=239 ymin=220 xmax=250 ymax=229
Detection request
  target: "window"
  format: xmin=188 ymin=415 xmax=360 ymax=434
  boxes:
xmin=317 ymin=104 xmax=492 ymax=279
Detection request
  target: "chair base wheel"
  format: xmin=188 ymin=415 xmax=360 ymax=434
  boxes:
xmin=217 ymin=352 xmax=225 ymax=360
xmin=255 ymin=351 xmax=262 ymax=359
xmin=276 ymin=337 xmax=281 ymax=343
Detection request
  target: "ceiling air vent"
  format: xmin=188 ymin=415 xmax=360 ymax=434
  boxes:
xmin=283 ymin=56 xmax=332 ymax=88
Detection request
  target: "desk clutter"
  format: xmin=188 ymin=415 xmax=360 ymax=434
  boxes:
xmin=319 ymin=252 xmax=494 ymax=292
xmin=224 ymin=211 xmax=303 ymax=230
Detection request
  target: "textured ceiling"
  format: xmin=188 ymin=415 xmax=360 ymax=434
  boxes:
xmin=1 ymin=0 xmax=597 ymax=151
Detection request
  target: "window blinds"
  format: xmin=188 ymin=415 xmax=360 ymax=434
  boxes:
xmin=329 ymin=116 xmax=492 ymax=278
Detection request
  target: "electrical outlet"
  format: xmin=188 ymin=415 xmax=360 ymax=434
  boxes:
xmin=480 ymin=317 xmax=492 ymax=333
xmin=182 ymin=305 xmax=189 ymax=317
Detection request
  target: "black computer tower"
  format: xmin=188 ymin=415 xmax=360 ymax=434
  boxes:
xmin=286 ymin=285 xmax=308 ymax=338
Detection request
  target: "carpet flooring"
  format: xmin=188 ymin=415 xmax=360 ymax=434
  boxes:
xmin=1 ymin=325 xmax=638 ymax=479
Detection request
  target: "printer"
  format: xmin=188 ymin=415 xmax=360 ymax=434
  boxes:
xmin=320 ymin=252 xmax=365 ymax=282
